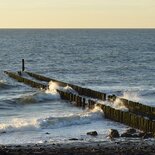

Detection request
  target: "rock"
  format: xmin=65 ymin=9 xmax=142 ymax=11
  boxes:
xmin=132 ymin=134 xmax=141 ymax=138
xmin=142 ymin=132 xmax=154 ymax=139
xmin=1 ymin=131 xmax=6 ymax=134
xmin=138 ymin=132 xmax=146 ymax=137
xmin=69 ymin=138 xmax=79 ymax=141
xmin=121 ymin=133 xmax=132 ymax=138
xmin=136 ymin=132 xmax=154 ymax=139
xmin=121 ymin=128 xmax=137 ymax=137
xmin=121 ymin=133 xmax=141 ymax=138
xmin=108 ymin=129 xmax=120 ymax=138
xmin=87 ymin=131 xmax=98 ymax=136
xmin=126 ymin=128 xmax=136 ymax=134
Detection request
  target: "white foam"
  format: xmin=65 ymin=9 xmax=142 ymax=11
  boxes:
xmin=98 ymin=100 xmax=128 ymax=111
xmin=47 ymin=81 xmax=78 ymax=94
xmin=113 ymin=98 xmax=128 ymax=111
xmin=0 ymin=118 xmax=39 ymax=133
xmin=63 ymin=85 xmax=78 ymax=94
xmin=39 ymin=109 xmax=103 ymax=129
xmin=0 ymin=109 xmax=103 ymax=133
xmin=121 ymin=91 xmax=140 ymax=102
xmin=98 ymin=90 xmax=141 ymax=111
xmin=47 ymin=81 xmax=60 ymax=91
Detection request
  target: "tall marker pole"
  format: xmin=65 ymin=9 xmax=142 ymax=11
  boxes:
xmin=22 ymin=59 xmax=25 ymax=72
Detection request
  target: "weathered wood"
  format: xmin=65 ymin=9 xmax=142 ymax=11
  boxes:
xmin=4 ymin=71 xmax=155 ymax=134
xmin=116 ymin=97 xmax=155 ymax=120
xmin=22 ymin=59 xmax=25 ymax=72
xmin=96 ymin=102 xmax=155 ymax=133
xmin=4 ymin=71 xmax=46 ymax=89
xmin=26 ymin=71 xmax=106 ymax=100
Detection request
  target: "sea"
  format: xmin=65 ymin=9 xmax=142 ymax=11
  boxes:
xmin=0 ymin=29 xmax=155 ymax=144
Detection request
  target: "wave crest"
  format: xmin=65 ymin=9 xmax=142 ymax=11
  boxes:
xmin=39 ymin=109 xmax=103 ymax=129
xmin=48 ymin=81 xmax=78 ymax=94
xmin=0 ymin=80 xmax=12 ymax=89
xmin=15 ymin=91 xmax=60 ymax=104
xmin=0 ymin=109 xmax=103 ymax=133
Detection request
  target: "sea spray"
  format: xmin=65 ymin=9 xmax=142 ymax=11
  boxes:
xmin=98 ymin=100 xmax=128 ymax=111
xmin=47 ymin=81 xmax=78 ymax=94
xmin=122 ymin=91 xmax=140 ymax=102
xmin=113 ymin=98 xmax=128 ymax=111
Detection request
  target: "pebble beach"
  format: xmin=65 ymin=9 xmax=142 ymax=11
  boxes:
xmin=0 ymin=138 xmax=155 ymax=155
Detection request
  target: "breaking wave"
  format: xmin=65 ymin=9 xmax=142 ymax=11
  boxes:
xmin=15 ymin=91 xmax=60 ymax=104
xmin=39 ymin=107 xmax=103 ymax=129
xmin=14 ymin=81 xmax=77 ymax=104
xmin=0 ymin=118 xmax=38 ymax=133
xmin=48 ymin=81 xmax=78 ymax=94
xmin=0 ymin=108 xmax=103 ymax=133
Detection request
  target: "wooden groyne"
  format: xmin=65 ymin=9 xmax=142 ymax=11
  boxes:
xmin=119 ymin=98 xmax=155 ymax=119
xmin=4 ymin=70 xmax=155 ymax=134
xmin=108 ymin=95 xmax=155 ymax=120
xmin=26 ymin=71 xmax=106 ymax=100
xmin=4 ymin=71 xmax=47 ymax=90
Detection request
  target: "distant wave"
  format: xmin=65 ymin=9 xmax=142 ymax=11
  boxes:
xmin=0 ymin=80 xmax=13 ymax=89
xmin=14 ymin=91 xmax=60 ymax=104
xmin=0 ymin=108 xmax=103 ymax=133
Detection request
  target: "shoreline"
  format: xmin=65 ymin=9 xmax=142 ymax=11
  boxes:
xmin=0 ymin=139 xmax=155 ymax=155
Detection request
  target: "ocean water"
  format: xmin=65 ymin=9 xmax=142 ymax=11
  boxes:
xmin=0 ymin=29 xmax=155 ymax=144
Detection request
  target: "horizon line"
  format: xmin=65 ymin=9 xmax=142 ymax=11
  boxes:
xmin=0 ymin=27 xmax=155 ymax=29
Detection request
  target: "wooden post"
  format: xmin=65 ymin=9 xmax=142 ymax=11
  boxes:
xmin=22 ymin=59 xmax=25 ymax=72
xmin=82 ymin=98 xmax=86 ymax=109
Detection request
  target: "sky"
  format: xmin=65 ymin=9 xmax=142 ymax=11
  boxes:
xmin=0 ymin=0 xmax=155 ymax=28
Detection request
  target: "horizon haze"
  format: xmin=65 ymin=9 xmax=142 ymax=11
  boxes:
xmin=0 ymin=0 xmax=155 ymax=28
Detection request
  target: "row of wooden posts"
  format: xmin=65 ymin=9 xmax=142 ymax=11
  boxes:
xmin=97 ymin=103 xmax=155 ymax=133
xmin=118 ymin=97 xmax=155 ymax=120
xmin=4 ymin=71 xmax=155 ymax=133
xmin=26 ymin=71 xmax=155 ymax=120
xmin=26 ymin=71 xmax=106 ymax=101
xmin=53 ymin=89 xmax=155 ymax=133
xmin=4 ymin=71 xmax=47 ymax=89
xmin=58 ymin=89 xmax=155 ymax=133
xmin=57 ymin=90 xmax=97 ymax=110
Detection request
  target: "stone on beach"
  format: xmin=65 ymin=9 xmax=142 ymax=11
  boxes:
xmin=126 ymin=128 xmax=136 ymax=134
xmin=108 ymin=129 xmax=120 ymax=138
xmin=69 ymin=138 xmax=79 ymax=141
xmin=142 ymin=132 xmax=154 ymax=139
xmin=87 ymin=131 xmax=98 ymax=136
xmin=121 ymin=128 xmax=137 ymax=138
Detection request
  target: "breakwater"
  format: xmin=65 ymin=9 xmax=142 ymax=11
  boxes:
xmin=4 ymin=71 xmax=155 ymax=134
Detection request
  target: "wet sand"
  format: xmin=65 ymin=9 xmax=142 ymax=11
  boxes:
xmin=0 ymin=138 xmax=155 ymax=155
